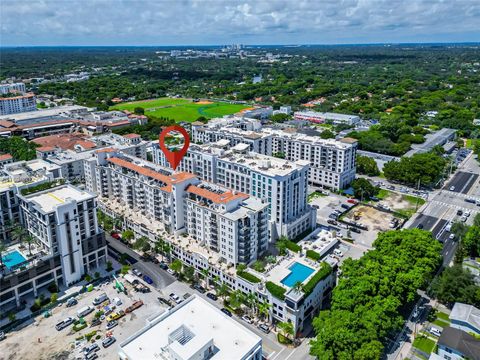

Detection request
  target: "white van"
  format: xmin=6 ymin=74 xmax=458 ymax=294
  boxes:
xmin=92 ymin=293 xmax=109 ymax=306
xmin=77 ymin=306 xmax=94 ymax=318
xmin=445 ymin=222 xmax=452 ymax=232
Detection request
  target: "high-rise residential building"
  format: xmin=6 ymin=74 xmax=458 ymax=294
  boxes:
xmin=0 ymin=93 xmax=37 ymax=115
xmin=118 ymin=295 xmax=263 ymax=360
xmin=84 ymin=150 xmax=269 ymax=265
xmin=0 ymin=184 xmax=106 ymax=309
xmin=190 ymin=120 xmax=357 ymax=190
xmin=153 ymin=141 xmax=316 ymax=241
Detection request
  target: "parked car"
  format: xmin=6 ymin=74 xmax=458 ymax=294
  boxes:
xmin=102 ymin=336 xmax=116 ymax=348
xmin=242 ymin=315 xmax=253 ymax=324
xmin=0 ymin=331 xmax=5 ymax=341
xmin=132 ymin=269 xmax=142 ymax=277
xmin=77 ymin=306 xmax=94 ymax=318
xmin=449 ymin=234 xmax=455 ymax=240
xmin=90 ymin=318 xmax=102 ymax=327
xmin=450 ymin=186 xmax=456 ymax=191
xmin=167 ymin=268 xmax=176 ymax=275
xmin=106 ymin=310 xmax=125 ymax=322
xmin=92 ymin=293 xmax=109 ymax=306
xmin=105 ymin=320 xmax=118 ymax=330
xmin=111 ymin=232 xmax=121 ymax=240
xmin=159 ymin=262 xmax=168 ymax=270
xmin=327 ymin=219 xmax=337 ymax=225
xmin=85 ymin=352 xmax=98 ymax=360
xmin=341 ymin=204 xmax=350 ymax=209
xmin=429 ymin=327 xmax=442 ymax=337
xmin=221 ymin=308 xmax=232 ymax=317
xmin=349 ymin=227 xmax=361 ymax=233
xmin=465 ymin=197 xmax=475 ymax=204
xmin=66 ymin=297 xmax=77 ymax=307
xmin=457 ymin=209 xmax=463 ymax=216
xmin=112 ymin=297 xmax=122 ymax=306
xmin=55 ymin=317 xmax=75 ymax=331
xmin=258 ymin=323 xmax=270 ymax=334
xmin=143 ymin=275 xmax=154 ymax=285
xmin=347 ymin=199 xmax=358 ymax=204
xmin=169 ymin=293 xmax=182 ymax=304
xmin=206 ymin=293 xmax=218 ymax=301
xmin=83 ymin=343 xmax=99 ymax=356
xmin=193 ymin=284 xmax=206 ymax=293
xmin=461 ymin=215 xmax=468 ymax=222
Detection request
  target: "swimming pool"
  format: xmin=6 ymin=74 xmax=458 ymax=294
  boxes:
xmin=1 ymin=250 xmax=27 ymax=270
xmin=280 ymin=262 xmax=315 ymax=288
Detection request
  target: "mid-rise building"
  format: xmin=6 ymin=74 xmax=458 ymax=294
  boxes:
xmin=153 ymin=140 xmax=316 ymax=240
xmin=190 ymin=122 xmax=357 ymax=190
xmin=0 ymin=83 xmax=26 ymax=95
xmin=0 ymin=93 xmax=37 ymax=115
xmin=293 ymin=111 xmax=360 ymax=125
xmin=0 ymin=184 xmax=106 ymax=309
xmin=84 ymin=151 xmax=269 ymax=265
xmin=118 ymin=295 xmax=263 ymax=360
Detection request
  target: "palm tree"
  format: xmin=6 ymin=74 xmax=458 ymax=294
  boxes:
xmin=275 ymin=239 xmax=287 ymax=256
xmin=258 ymin=301 xmax=271 ymax=322
xmin=163 ymin=243 xmax=172 ymax=263
xmin=11 ymin=223 xmax=25 ymax=244
xmin=246 ymin=292 xmax=258 ymax=317
xmin=229 ymin=290 xmax=245 ymax=310
xmin=277 ymin=321 xmax=295 ymax=341
xmin=24 ymin=234 xmax=36 ymax=256
xmin=293 ymin=281 xmax=303 ymax=293
xmin=133 ymin=236 xmax=149 ymax=251
xmin=217 ymin=283 xmax=229 ymax=302
xmin=200 ymin=267 xmax=210 ymax=288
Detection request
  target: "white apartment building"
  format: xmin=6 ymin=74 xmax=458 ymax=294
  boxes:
xmin=0 ymin=82 xmax=26 ymax=95
xmin=153 ymin=140 xmax=316 ymax=241
xmin=293 ymin=111 xmax=360 ymax=125
xmin=84 ymin=151 xmax=269 ymax=265
xmin=190 ymin=122 xmax=357 ymax=190
xmin=0 ymin=184 xmax=106 ymax=308
xmin=0 ymin=93 xmax=37 ymax=115
xmin=118 ymin=295 xmax=263 ymax=360
xmin=0 ymin=159 xmax=62 ymax=241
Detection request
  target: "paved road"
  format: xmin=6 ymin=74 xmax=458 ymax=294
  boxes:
xmin=409 ymin=214 xmax=439 ymax=231
xmin=106 ymin=235 xmax=176 ymax=289
xmin=445 ymin=171 xmax=479 ymax=194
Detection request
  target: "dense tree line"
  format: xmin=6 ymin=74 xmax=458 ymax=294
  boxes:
xmin=356 ymin=155 xmax=380 ymax=176
xmin=310 ymin=229 xmax=442 ymax=359
xmin=0 ymin=136 xmax=38 ymax=161
xmin=383 ymin=151 xmax=447 ymax=187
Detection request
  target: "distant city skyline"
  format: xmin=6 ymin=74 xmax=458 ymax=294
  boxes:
xmin=1 ymin=0 xmax=479 ymax=46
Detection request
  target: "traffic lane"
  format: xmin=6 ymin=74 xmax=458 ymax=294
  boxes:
xmin=462 ymin=173 xmax=479 ymax=194
xmin=106 ymin=236 xmax=176 ymax=289
xmin=442 ymin=238 xmax=458 ymax=266
xmin=409 ymin=214 xmax=439 ymax=231
xmin=445 ymin=172 xmax=478 ymax=194
xmin=431 ymin=219 xmax=447 ymax=239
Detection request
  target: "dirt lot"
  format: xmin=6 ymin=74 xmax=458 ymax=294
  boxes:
xmin=0 ymin=277 xmax=168 ymax=360
xmin=344 ymin=205 xmax=398 ymax=233
xmin=378 ymin=191 xmax=422 ymax=213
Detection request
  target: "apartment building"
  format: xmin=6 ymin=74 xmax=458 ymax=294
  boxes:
xmin=191 ymin=122 xmax=357 ymax=190
xmin=153 ymin=140 xmax=316 ymax=241
xmin=293 ymin=111 xmax=360 ymax=125
xmin=0 ymin=184 xmax=106 ymax=308
xmin=84 ymin=151 xmax=269 ymax=265
xmin=0 ymin=159 xmax=62 ymax=241
xmin=119 ymin=295 xmax=263 ymax=360
xmin=0 ymin=93 xmax=37 ymax=115
xmin=0 ymin=83 xmax=26 ymax=95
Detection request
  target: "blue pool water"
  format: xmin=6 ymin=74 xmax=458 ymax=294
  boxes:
xmin=1 ymin=250 xmax=27 ymax=270
xmin=281 ymin=262 xmax=315 ymax=287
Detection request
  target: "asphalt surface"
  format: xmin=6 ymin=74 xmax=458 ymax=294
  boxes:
xmin=409 ymin=214 xmax=439 ymax=231
xmin=445 ymin=171 xmax=479 ymax=194
xmin=106 ymin=235 xmax=176 ymax=289
xmin=431 ymin=219 xmax=447 ymax=239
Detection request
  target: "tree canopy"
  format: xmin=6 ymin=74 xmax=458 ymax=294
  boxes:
xmin=310 ymin=229 xmax=442 ymax=359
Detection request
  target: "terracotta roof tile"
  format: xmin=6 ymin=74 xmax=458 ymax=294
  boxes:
xmin=186 ymin=185 xmax=248 ymax=204
xmin=0 ymin=154 xmax=13 ymax=161
xmin=123 ymin=133 xmax=141 ymax=139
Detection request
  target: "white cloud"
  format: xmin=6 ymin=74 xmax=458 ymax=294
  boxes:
xmin=1 ymin=0 xmax=479 ymax=45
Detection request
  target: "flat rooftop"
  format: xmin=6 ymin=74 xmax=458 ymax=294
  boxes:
xmin=25 ymin=185 xmax=94 ymax=213
xmin=0 ymin=105 xmax=88 ymax=123
xmin=119 ymin=295 xmax=261 ymax=360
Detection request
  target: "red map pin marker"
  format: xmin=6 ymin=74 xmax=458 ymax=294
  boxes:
xmin=159 ymin=125 xmax=190 ymax=170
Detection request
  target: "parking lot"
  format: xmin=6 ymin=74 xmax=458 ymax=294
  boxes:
xmin=0 ymin=275 xmax=168 ymax=360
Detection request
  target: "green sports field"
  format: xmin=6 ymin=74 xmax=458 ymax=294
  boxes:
xmin=111 ymin=97 xmax=249 ymax=122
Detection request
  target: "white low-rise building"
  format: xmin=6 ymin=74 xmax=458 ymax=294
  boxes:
xmin=118 ymin=295 xmax=263 ymax=360
xmin=293 ymin=111 xmax=360 ymax=125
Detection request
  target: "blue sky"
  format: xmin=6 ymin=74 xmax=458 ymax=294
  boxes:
xmin=1 ymin=0 xmax=479 ymax=46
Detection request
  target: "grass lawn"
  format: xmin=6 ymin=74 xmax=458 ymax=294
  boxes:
xmin=376 ymin=189 xmax=391 ymax=200
xmin=466 ymin=138 xmax=473 ymax=148
xmin=436 ymin=312 xmax=450 ymax=322
xmin=308 ymin=191 xmax=326 ymax=202
xmin=111 ymin=97 xmax=249 ymax=122
xmin=413 ymin=336 xmax=436 ymax=354
xmin=433 ymin=319 xmax=450 ymax=328
xmin=403 ymin=194 xmax=426 ymax=206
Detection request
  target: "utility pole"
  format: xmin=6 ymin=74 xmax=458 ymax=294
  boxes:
xmin=415 ymin=178 xmax=421 ymax=212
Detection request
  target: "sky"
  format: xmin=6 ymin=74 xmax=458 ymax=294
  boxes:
xmin=1 ymin=0 xmax=479 ymax=46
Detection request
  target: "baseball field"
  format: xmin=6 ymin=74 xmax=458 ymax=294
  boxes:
xmin=111 ymin=97 xmax=249 ymax=122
